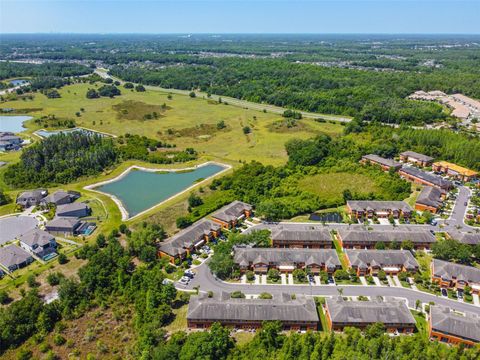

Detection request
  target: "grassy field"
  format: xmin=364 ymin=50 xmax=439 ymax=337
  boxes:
xmin=0 ymin=82 xmax=344 ymax=167
xmin=299 ymin=172 xmax=381 ymax=204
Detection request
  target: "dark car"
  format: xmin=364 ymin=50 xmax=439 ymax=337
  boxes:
xmin=441 ymin=288 xmax=448 ymax=297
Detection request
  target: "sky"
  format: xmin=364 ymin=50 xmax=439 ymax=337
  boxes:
xmin=1 ymin=0 xmax=479 ymax=34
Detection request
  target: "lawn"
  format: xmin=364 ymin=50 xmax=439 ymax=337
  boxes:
xmin=164 ymin=304 xmax=188 ymax=333
xmin=299 ymin=172 xmax=381 ymax=204
xmin=0 ymin=82 xmax=343 ymax=167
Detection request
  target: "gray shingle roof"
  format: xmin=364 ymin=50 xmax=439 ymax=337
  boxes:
xmin=338 ymin=228 xmax=436 ymax=245
xmin=187 ymin=292 xmax=319 ymax=323
xmin=46 ymin=217 xmax=81 ymax=230
xmin=430 ymin=306 xmax=480 ymax=342
xmin=271 ymin=224 xmax=333 ymax=243
xmin=0 ymin=245 xmax=33 ymax=268
xmin=400 ymin=151 xmax=434 ymax=163
xmin=454 ymin=232 xmax=480 ymax=245
xmin=400 ymin=167 xmax=453 ymax=189
xmin=416 ymin=186 xmax=444 ymax=209
xmin=346 ymin=249 xmax=419 ymax=270
xmin=159 ymin=219 xmax=221 ymax=257
xmin=432 ymin=259 xmax=480 ymax=283
xmin=211 ymin=201 xmax=252 ymax=223
xmin=42 ymin=190 xmax=78 ymax=205
xmin=347 ymin=200 xmax=412 ymax=213
xmin=18 ymin=228 xmax=54 ymax=248
xmin=234 ymin=248 xmax=341 ymax=268
xmin=326 ymin=297 xmax=416 ymax=326
xmin=56 ymin=202 xmax=89 ymax=216
xmin=362 ymin=154 xmax=402 ymax=169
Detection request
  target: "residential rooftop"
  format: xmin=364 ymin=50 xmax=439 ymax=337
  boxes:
xmin=338 ymin=228 xmax=436 ymax=245
xmin=159 ymin=219 xmax=221 ymax=257
xmin=233 ymin=248 xmax=341 ymax=268
xmin=430 ymin=306 xmax=480 ymax=343
xmin=347 ymin=200 xmax=412 ymax=212
xmin=345 ymin=249 xmax=419 ymax=271
xmin=326 ymin=297 xmax=416 ymax=326
xmin=400 ymin=166 xmax=453 ymax=189
xmin=0 ymin=244 xmax=33 ymax=269
xmin=432 ymin=259 xmax=480 ymax=284
xmin=416 ymin=186 xmax=445 ymax=209
xmin=362 ymin=154 xmax=402 ymax=169
xmin=211 ymin=200 xmax=252 ymax=223
xmin=46 ymin=217 xmax=81 ymax=229
xmin=399 ymin=151 xmax=434 ymax=163
xmin=271 ymin=224 xmax=333 ymax=243
xmin=187 ymin=292 xmax=319 ymax=323
xmin=433 ymin=161 xmax=478 ymax=178
xmin=18 ymin=228 xmax=54 ymax=248
xmin=56 ymin=202 xmax=89 ymax=215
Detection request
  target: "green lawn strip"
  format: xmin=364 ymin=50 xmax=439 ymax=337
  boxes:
xmin=411 ymin=310 xmax=428 ymax=337
xmin=332 ymin=238 xmax=349 ymax=270
xmin=315 ymin=297 xmax=329 ymax=332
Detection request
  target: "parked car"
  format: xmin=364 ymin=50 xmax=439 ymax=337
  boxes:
xmin=328 ymin=276 xmax=335 ymax=284
xmin=464 ymin=202 xmax=468 ymax=206
xmin=441 ymin=288 xmax=448 ymax=297
xmin=179 ymin=276 xmax=190 ymax=285
xmin=184 ymin=270 xmax=195 ymax=278
xmin=457 ymin=290 xmax=463 ymax=300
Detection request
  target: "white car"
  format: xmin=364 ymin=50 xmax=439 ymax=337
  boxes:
xmin=179 ymin=277 xmax=190 ymax=285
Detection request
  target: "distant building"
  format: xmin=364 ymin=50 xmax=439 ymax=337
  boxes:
xmin=211 ymin=201 xmax=253 ymax=229
xmin=45 ymin=217 xmax=82 ymax=236
xmin=271 ymin=224 xmax=333 ymax=249
xmin=0 ymin=132 xmax=23 ymax=152
xmin=345 ymin=249 xmax=419 ymax=276
xmin=0 ymin=245 xmax=34 ymax=272
xmin=56 ymin=202 xmax=90 ymax=218
xmin=399 ymin=151 xmax=434 ymax=167
xmin=187 ymin=292 xmax=319 ymax=331
xmin=158 ymin=219 xmax=221 ymax=263
xmin=415 ymin=186 xmax=446 ymax=214
xmin=360 ymin=154 xmax=402 ymax=172
xmin=233 ymin=247 xmax=341 ymax=274
xmin=431 ymin=259 xmax=480 ymax=295
xmin=16 ymin=189 xmax=48 ymax=208
xmin=324 ymin=297 xmax=416 ymax=333
xmin=399 ymin=166 xmax=453 ymax=190
xmin=18 ymin=228 xmax=57 ymax=260
xmin=336 ymin=227 xmax=436 ymax=250
xmin=432 ymin=161 xmax=478 ymax=182
xmin=346 ymin=200 xmax=412 ymax=220
xmin=42 ymin=190 xmax=80 ymax=206
xmin=429 ymin=306 xmax=480 ymax=347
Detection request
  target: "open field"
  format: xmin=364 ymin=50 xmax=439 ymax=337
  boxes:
xmin=0 ymin=82 xmax=344 ymax=167
xmin=299 ymin=172 xmax=381 ymax=203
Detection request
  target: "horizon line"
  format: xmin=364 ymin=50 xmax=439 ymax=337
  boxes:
xmin=2 ymin=32 xmax=480 ymax=36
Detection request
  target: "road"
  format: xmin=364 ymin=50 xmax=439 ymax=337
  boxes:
xmin=94 ymin=68 xmax=352 ymax=123
xmin=182 ymin=258 xmax=480 ymax=316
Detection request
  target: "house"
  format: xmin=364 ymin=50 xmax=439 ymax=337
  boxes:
xmin=453 ymin=232 xmax=480 ymax=245
xmin=158 ymin=219 xmax=221 ymax=263
xmin=211 ymin=201 xmax=253 ymax=229
xmin=0 ymin=245 xmax=34 ymax=272
xmin=399 ymin=166 xmax=453 ymax=190
xmin=18 ymin=228 xmax=57 ymax=260
xmin=345 ymin=249 xmax=419 ymax=276
xmin=42 ymin=190 xmax=80 ymax=206
xmin=399 ymin=151 xmax=434 ymax=167
xmin=324 ymin=297 xmax=416 ymax=333
xmin=429 ymin=306 xmax=480 ymax=347
xmin=45 ymin=217 xmax=82 ymax=236
xmin=415 ymin=186 xmax=446 ymax=214
xmin=360 ymin=154 xmax=402 ymax=172
xmin=271 ymin=224 xmax=333 ymax=248
xmin=346 ymin=200 xmax=413 ymax=220
xmin=187 ymin=292 xmax=319 ymax=331
xmin=16 ymin=189 xmax=48 ymax=208
xmin=431 ymin=259 xmax=480 ymax=295
xmin=336 ymin=227 xmax=436 ymax=250
xmin=56 ymin=202 xmax=90 ymax=218
xmin=432 ymin=161 xmax=478 ymax=182
xmin=0 ymin=132 xmax=23 ymax=151
xmin=233 ymin=247 xmax=341 ymax=274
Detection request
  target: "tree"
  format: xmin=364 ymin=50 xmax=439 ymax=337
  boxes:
xmin=188 ymin=193 xmax=203 ymax=207
xmin=401 ymin=240 xmax=414 ymax=251
xmin=0 ymin=290 xmax=11 ymax=304
xmin=176 ymin=216 xmax=192 ymax=229
xmin=217 ymin=120 xmax=226 ymax=129
xmin=374 ymin=241 xmax=386 ymax=250
xmin=58 ymin=253 xmax=68 ymax=264
xmin=377 ymin=270 xmax=387 ymax=281
xmin=267 ymin=268 xmax=280 ymax=282
xmin=124 ymin=82 xmax=134 ymax=89
xmin=242 ymin=126 xmax=251 ymax=134
xmin=189 ymin=91 xmax=196 ymax=98
xmin=246 ymin=271 xmax=255 ymax=282
xmin=86 ymin=88 xmax=99 ymax=99
xmin=135 ymin=84 xmax=146 ymax=92
xmin=334 ymin=269 xmax=349 ymax=280
xmin=292 ymin=269 xmax=306 ymax=283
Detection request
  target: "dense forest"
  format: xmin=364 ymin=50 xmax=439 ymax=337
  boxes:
xmin=4 ymin=132 xmax=117 ymax=187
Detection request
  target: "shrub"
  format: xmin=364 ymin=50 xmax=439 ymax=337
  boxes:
xmin=46 ymin=272 xmax=64 ymax=286
xmin=267 ymin=268 xmax=280 ymax=282
xmin=246 ymin=271 xmax=255 ymax=281
xmin=334 ymin=269 xmax=350 ymax=281
xmin=53 ymin=334 xmax=66 ymax=346
xmin=27 ymin=274 xmax=39 ymax=288
xmin=230 ymin=291 xmax=245 ymax=299
xmin=0 ymin=290 xmax=12 ymax=304
xmin=58 ymin=253 xmax=68 ymax=264
xmin=293 ymin=269 xmax=307 ymax=283
xmin=259 ymin=292 xmax=272 ymax=299
xmin=377 ymin=270 xmax=387 ymax=281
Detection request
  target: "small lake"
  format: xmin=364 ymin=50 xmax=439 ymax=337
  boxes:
xmin=35 ymin=128 xmax=107 ymax=138
xmin=95 ymin=164 xmax=227 ymax=218
xmin=0 ymin=115 xmax=32 ymax=133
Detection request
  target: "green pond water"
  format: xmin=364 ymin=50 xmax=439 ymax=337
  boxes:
xmin=95 ymin=164 xmax=226 ymax=217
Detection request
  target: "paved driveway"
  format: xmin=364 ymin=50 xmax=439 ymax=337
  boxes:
xmin=0 ymin=215 xmax=38 ymax=245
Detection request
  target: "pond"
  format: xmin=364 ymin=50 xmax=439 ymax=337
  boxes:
xmin=35 ymin=128 xmax=107 ymax=138
xmin=309 ymin=211 xmax=344 ymax=223
xmin=10 ymin=79 xmax=29 ymax=86
xmin=93 ymin=163 xmax=228 ymax=218
xmin=0 ymin=115 xmax=32 ymax=133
